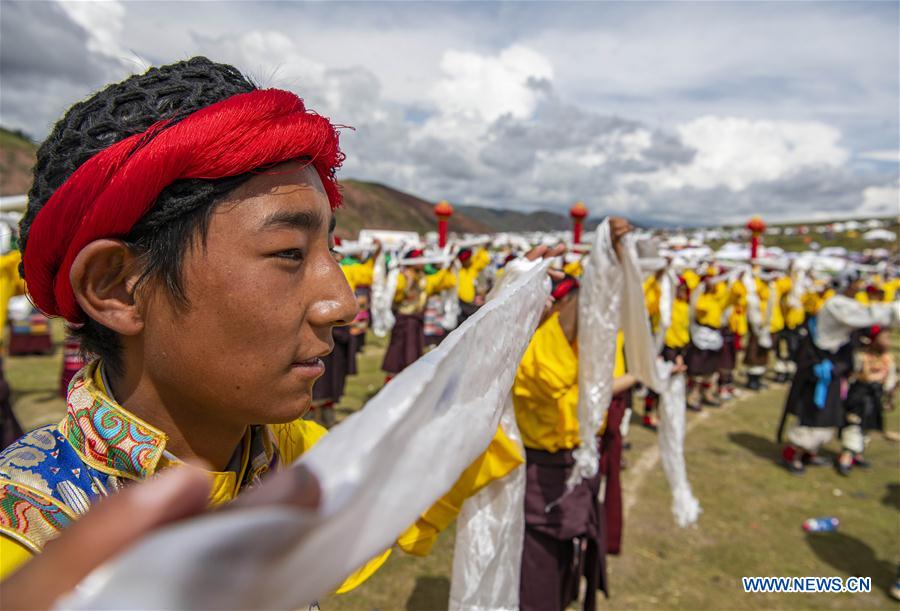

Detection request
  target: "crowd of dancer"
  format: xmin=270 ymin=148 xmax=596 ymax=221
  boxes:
xmin=0 ymin=57 xmax=897 ymax=610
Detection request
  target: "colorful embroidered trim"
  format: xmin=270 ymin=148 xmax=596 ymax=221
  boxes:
xmin=0 ymin=480 xmax=75 ymax=553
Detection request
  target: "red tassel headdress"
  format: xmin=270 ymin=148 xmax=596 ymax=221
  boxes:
xmin=24 ymin=89 xmax=344 ymax=323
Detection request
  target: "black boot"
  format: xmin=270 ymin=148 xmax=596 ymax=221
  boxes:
xmin=747 ymin=374 xmax=761 ymax=391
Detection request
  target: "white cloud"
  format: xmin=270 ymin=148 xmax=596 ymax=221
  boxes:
xmin=860 ymin=181 xmax=900 ymax=216
xmin=431 ymin=46 xmax=553 ymax=123
xmin=859 ymin=150 xmax=900 ymax=163
xmin=56 ymin=0 xmax=127 ymax=63
xmin=638 ymin=117 xmax=849 ymax=191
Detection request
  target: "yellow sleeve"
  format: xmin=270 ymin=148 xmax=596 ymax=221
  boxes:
xmin=393 ymin=272 xmax=407 ymax=303
xmin=425 ymin=269 xmax=456 ymax=296
xmin=0 ymin=251 xmax=25 ymax=335
xmin=613 ymin=331 xmax=626 ymax=378
xmin=563 ymin=261 xmax=583 ymax=278
xmin=0 ymin=536 xmax=33 ymax=581
xmin=643 ymin=277 xmax=660 ymax=319
xmin=333 ymin=549 xmax=393 ymax=594
xmin=682 ymin=270 xmax=700 ymax=291
xmin=472 ymin=248 xmax=490 ymax=273
xmin=341 ymin=264 xmax=358 ymax=294
xmin=396 ymin=427 xmax=524 ymax=556
xmin=355 ymin=259 xmax=375 ymax=287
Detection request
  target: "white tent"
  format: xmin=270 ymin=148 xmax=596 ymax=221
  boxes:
xmin=863 ymin=229 xmax=896 ymax=241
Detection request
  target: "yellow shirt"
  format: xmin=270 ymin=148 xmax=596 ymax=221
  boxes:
xmin=769 ymin=277 xmax=790 ymax=334
xmin=393 ymin=268 xmax=456 ymax=313
xmin=512 ymin=314 xmax=622 ymax=453
xmin=513 ymin=312 xmax=580 ymax=452
xmin=728 ymin=280 xmax=748 ymax=336
xmin=456 ymin=248 xmax=490 ymax=304
xmin=665 ymin=299 xmax=690 ymax=348
xmin=341 ymin=259 xmax=375 ymax=293
xmin=696 ymin=285 xmax=726 ymax=329
xmin=682 ymin=270 xmax=701 ymax=291
xmin=643 ymin=277 xmax=661 ymax=333
xmin=0 ymin=251 xmax=25 ymax=342
xmin=563 ymin=260 xmax=584 ymax=278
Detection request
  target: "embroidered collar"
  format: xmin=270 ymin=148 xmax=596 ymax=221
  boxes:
xmin=60 ymin=361 xmax=277 ymax=488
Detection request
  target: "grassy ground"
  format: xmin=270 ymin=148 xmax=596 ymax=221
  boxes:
xmin=6 ymin=326 xmax=899 ymax=609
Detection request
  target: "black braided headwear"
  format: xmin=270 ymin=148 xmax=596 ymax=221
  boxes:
xmin=20 ymin=57 xmax=261 ymax=372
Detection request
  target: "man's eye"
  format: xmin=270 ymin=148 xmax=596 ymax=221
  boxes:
xmin=275 ymin=249 xmax=305 ymax=261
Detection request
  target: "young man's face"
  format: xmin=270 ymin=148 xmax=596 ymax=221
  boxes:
xmin=140 ymin=163 xmax=357 ymax=425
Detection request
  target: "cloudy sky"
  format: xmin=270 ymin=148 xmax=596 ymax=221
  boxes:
xmin=2 ymin=1 xmax=897 ymax=225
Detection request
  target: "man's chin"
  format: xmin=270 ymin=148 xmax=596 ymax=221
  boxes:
xmin=264 ymin=395 xmax=313 ymax=424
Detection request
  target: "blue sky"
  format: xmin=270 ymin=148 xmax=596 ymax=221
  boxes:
xmin=2 ymin=1 xmax=897 ymax=224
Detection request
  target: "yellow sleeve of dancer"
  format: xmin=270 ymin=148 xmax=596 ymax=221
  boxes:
xmin=425 ymin=268 xmax=456 ymax=296
xmin=563 ymin=260 xmax=583 ymax=277
xmin=682 ymin=269 xmax=700 ymax=290
xmin=613 ymin=331 xmax=626 ymax=378
xmin=473 ymin=248 xmax=490 ymax=273
xmin=0 ymin=537 xmax=33 ymax=581
xmin=341 ymin=264 xmax=358 ymax=293
xmin=394 ymin=272 xmax=407 ymax=303
xmin=396 ymin=426 xmax=524 ymax=556
xmin=354 ymin=259 xmax=375 ymax=287
xmin=643 ymin=277 xmax=660 ymax=331
xmin=0 ymin=250 xmax=25 ymax=335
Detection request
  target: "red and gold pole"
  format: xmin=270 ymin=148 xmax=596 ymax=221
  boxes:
xmin=570 ymin=201 xmax=588 ymax=245
xmin=435 ymin=200 xmax=454 ymax=248
xmin=747 ymin=216 xmax=766 ymax=259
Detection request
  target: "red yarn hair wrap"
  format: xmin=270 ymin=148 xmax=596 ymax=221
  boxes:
xmin=24 ymin=89 xmax=344 ymax=323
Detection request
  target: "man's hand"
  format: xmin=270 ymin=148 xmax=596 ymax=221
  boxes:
xmin=609 ymin=216 xmax=633 ymax=261
xmin=2 ymin=466 xmax=212 ymax=611
xmin=523 ymin=243 xmax=567 ymax=323
xmin=671 ymin=355 xmax=688 ymax=375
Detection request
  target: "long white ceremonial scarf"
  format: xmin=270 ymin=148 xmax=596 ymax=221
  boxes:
xmin=598 ymin=231 xmax=701 ymax=527
xmin=371 ymin=249 xmax=399 ymax=337
xmin=567 ymin=219 xmax=622 ymax=490
xmin=448 ymin=258 xmax=546 ymax=611
xmin=743 ymin=270 xmax=774 ymax=349
xmin=58 ymin=260 xmax=553 ymax=611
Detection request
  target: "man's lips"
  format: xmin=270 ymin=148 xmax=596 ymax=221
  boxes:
xmin=291 ymin=357 xmax=326 ymax=378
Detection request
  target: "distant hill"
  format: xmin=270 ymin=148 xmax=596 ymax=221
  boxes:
xmin=336 ymin=181 xmax=491 ymax=237
xmin=455 ymin=204 xmax=572 ymax=232
xmin=0 ymin=127 xmax=37 ymax=196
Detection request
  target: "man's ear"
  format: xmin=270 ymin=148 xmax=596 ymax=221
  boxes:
xmin=69 ymin=239 xmax=145 ymax=336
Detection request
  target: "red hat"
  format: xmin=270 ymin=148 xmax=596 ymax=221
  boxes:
xmin=457 ymin=248 xmax=473 ymax=263
xmin=405 ymin=248 xmax=424 ymax=259
xmin=551 ymin=275 xmax=580 ymax=301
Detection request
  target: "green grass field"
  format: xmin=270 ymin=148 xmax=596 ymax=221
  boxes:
xmin=6 ymin=325 xmax=899 ymax=609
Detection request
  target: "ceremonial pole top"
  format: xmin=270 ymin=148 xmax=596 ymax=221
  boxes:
xmin=747 ymin=216 xmax=766 ymax=234
xmin=435 ymin=200 xmax=454 ymax=218
xmin=570 ymin=201 xmax=588 ymax=220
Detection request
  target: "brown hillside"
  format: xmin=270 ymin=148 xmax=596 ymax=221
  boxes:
xmin=0 ymin=128 xmax=37 ymax=196
xmin=336 ymin=180 xmax=491 ymax=238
